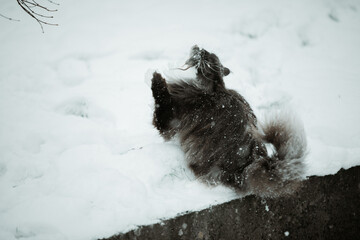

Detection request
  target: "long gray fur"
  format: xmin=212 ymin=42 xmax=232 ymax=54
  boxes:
xmin=150 ymin=45 xmax=307 ymax=197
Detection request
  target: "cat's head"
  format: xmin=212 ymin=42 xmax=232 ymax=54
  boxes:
xmin=185 ymin=45 xmax=230 ymax=88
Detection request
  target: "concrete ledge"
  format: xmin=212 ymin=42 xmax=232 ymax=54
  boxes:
xmin=101 ymin=166 xmax=360 ymax=240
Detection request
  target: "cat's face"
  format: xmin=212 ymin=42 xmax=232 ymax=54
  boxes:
xmin=185 ymin=45 xmax=230 ymax=81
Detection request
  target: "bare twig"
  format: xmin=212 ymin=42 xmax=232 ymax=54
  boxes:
xmin=17 ymin=0 xmax=59 ymax=33
xmin=47 ymin=0 xmax=59 ymax=6
xmin=21 ymin=1 xmax=54 ymax=19
xmin=0 ymin=13 xmax=20 ymax=21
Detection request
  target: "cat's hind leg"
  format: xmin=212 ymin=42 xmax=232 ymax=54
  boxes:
xmin=151 ymin=72 xmax=174 ymax=139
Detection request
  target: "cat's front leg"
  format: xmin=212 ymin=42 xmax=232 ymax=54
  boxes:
xmin=151 ymin=72 xmax=174 ymax=139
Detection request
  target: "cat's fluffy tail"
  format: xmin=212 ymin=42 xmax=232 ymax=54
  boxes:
xmin=245 ymin=110 xmax=307 ymax=197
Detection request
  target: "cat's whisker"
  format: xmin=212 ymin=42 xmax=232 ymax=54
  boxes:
xmin=174 ymin=64 xmax=193 ymax=71
xmin=203 ymin=60 xmax=222 ymax=71
xmin=204 ymin=59 xmax=222 ymax=68
xmin=199 ymin=61 xmax=213 ymax=81
xmin=171 ymin=68 xmax=189 ymax=71
xmin=204 ymin=62 xmax=220 ymax=72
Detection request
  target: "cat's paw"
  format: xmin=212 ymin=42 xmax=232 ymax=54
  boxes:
xmin=151 ymin=71 xmax=166 ymax=89
xmin=152 ymin=71 xmax=164 ymax=81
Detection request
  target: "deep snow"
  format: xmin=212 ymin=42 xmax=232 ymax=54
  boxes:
xmin=0 ymin=0 xmax=360 ymax=239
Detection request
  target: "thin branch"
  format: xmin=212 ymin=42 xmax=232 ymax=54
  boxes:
xmin=22 ymin=1 xmax=54 ymax=19
xmin=47 ymin=0 xmax=60 ymax=6
xmin=29 ymin=0 xmax=58 ymax=12
xmin=17 ymin=0 xmax=59 ymax=33
xmin=0 ymin=13 xmax=20 ymax=21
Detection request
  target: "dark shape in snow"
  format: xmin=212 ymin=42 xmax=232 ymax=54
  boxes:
xmin=149 ymin=46 xmax=307 ymax=197
xmin=56 ymin=98 xmax=89 ymax=118
xmin=328 ymin=12 xmax=340 ymax=22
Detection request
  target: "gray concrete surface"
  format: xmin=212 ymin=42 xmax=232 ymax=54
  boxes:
xmin=100 ymin=166 xmax=360 ymax=240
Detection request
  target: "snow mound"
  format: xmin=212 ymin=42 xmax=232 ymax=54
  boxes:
xmin=0 ymin=0 xmax=360 ymax=239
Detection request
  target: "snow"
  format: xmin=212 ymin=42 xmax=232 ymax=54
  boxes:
xmin=1 ymin=0 xmax=360 ymax=239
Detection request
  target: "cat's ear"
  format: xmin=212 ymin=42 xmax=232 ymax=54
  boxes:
xmin=223 ymin=67 xmax=230 ymax=76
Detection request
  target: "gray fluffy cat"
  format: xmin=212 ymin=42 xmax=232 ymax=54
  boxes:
xmin=150 ymin=45 xmax=307 ymax=197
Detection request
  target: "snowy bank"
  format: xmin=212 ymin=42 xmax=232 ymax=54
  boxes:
xmin=0 ymin=0 xmax=360 ymax=239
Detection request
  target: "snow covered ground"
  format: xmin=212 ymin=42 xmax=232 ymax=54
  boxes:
xmin=0 ymin=0 xmax=359 ymax=239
